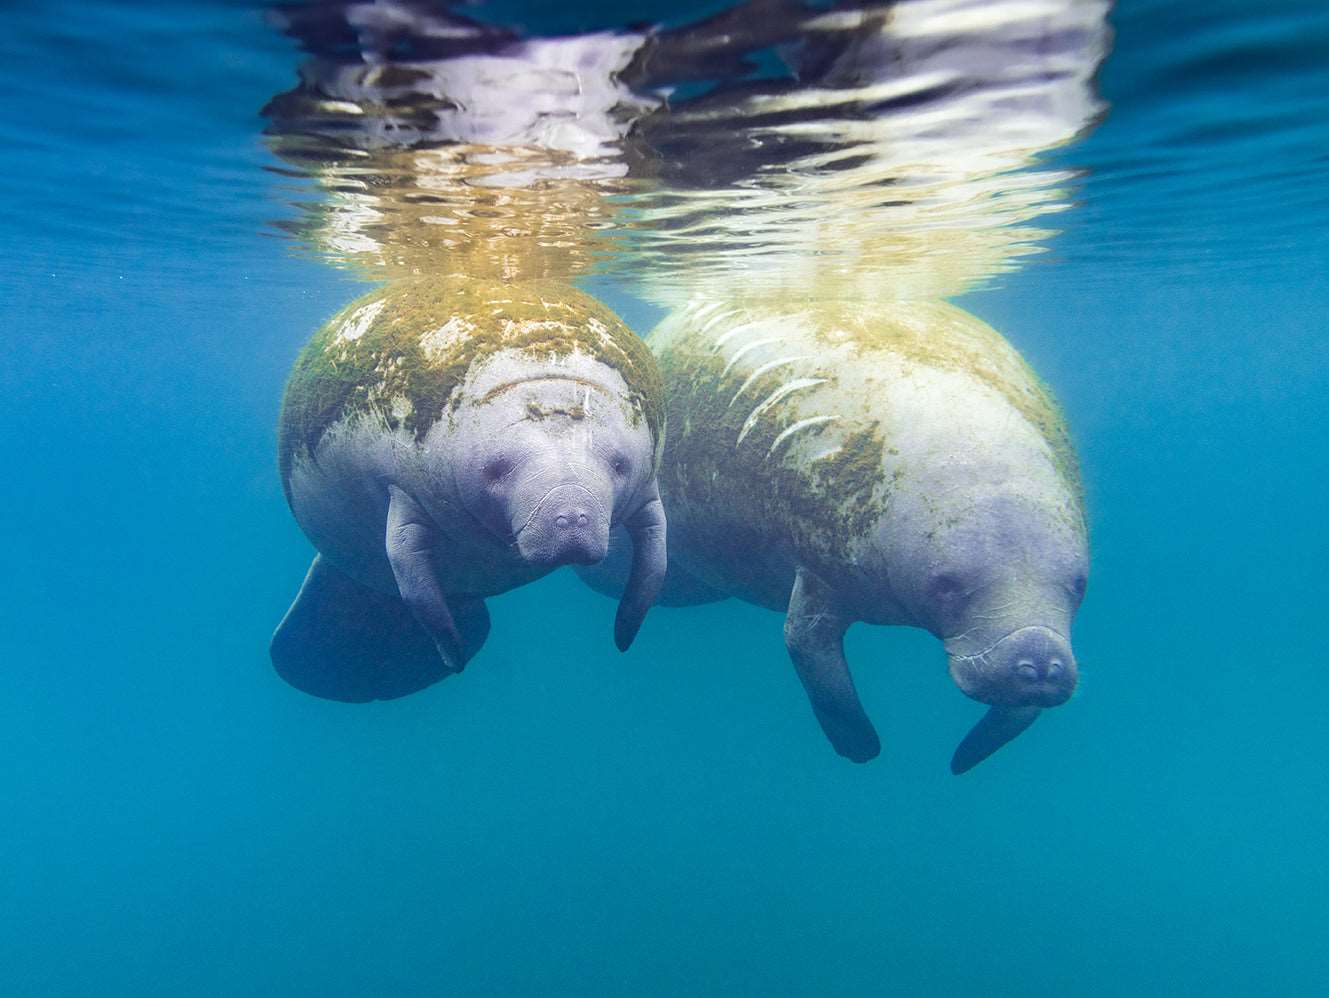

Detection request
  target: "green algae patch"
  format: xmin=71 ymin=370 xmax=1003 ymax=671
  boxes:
xmin=278 ymin=277 xmax=663 ymax=487
xmin=650 ymin=295 xmax=1087 ymax=581
xmin=658 ymin=343 xmax=890 ymax=571
xmin=677 ymin=297 xmax=1081 ymax=502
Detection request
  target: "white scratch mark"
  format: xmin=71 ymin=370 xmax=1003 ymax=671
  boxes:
xmin=419 ymin=315 xmax=473 ymax=360
xmin=767 ymin=415 xmax=840 ymax=457
xmin=730 ymin=356 xmax=811 ymax=406
xmin=736 ymin=378 xmax=827 ymax=445
xmin=699 ymin=308 xmax=742 ymax=335
xmin=713 ymin=320 xmax=770 ymax=351
xmin=814 ymin=445 xmax=844 ymax=462
xmin=721 ymin=336 xmax=784 ymax=377
xmin=690 ymin=301 xmax=724 ymax=323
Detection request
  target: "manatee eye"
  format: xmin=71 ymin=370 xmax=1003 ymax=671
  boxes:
xmin=1070 ymin=574 xmax=1088 ymax=601
xmin=611 ymin=454 xmax=631 ymax=477
xmin=482 ymin=456 xmax=513 ymax=485
xmin=929 ymin=572 xmax=965 ymax=602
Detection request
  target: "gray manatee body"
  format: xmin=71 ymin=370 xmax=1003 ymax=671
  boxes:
xmin=583 ymin=299 xmax=1087 ymax=772
xmin=272 ymin=278 xmax=667 ymax=702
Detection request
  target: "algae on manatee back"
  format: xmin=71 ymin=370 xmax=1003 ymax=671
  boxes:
xmin=659 ymin=340 xmax=891 ymax=568
xmin=652 ymin=297 xmax=1085 ymax=571
xmin=278 ymin=278 xmax=664 ymax=487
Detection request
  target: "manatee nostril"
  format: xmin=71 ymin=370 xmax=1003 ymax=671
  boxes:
xmin=555 ymin=514 xmax=571 ymax=528
xmin=1013 ymin=657 xmax=1070 ymax=685
xmin=577 ymin=512 xmax=589 ymax=526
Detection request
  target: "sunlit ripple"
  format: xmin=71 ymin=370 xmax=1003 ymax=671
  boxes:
xmin=263 ymin=0 xmax=1111 ymax=301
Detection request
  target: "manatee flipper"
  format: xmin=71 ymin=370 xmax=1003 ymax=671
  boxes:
xmin=577 ymin=526 xmax=726 ymax=609
xmin=950 ymin=706 xmax=1041 ymax=775
xmin=783 ymin=567 xmax=881 ymax=763
xmin=612 ymin=484 xmax=669 ymax=651
xmin=386 ymin=484 xmax=472 ymax=673
xmin=271 ymin=555 xmax=489 ymax=702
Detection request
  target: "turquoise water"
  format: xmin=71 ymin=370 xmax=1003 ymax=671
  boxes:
xmin=3 ymin=2 xmax=1327 ymax=995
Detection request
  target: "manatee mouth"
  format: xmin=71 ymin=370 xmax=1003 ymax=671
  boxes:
xmin=946 ymin=625 xmax=1077 ymax=708
xmin=513 ymin=481 xmax=608 ymax=538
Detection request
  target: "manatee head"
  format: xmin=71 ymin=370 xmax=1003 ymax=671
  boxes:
xmin=888 ymin=486 xmax=1087 ymax=709
xmin=880 ymin=463 xmax=1086 ymax=773
xmin=448 ymin=350 xmax=657 ymax=568
xmin=866 ymin=355 xmax=1087 ymax=771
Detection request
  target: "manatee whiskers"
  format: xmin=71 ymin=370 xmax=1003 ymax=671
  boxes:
xmin=513 ymin=481 xmax=608 ymax=539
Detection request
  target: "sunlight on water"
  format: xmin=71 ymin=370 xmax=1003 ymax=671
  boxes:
xmin=264 ymin=0 xmax=1109 ymax=300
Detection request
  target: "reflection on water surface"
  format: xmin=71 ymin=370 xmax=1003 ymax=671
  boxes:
xmin=264 ymin=0 xmax=1111 ymax=301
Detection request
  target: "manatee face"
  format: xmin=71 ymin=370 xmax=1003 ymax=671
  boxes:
xmin=448 ymin=351 xmax=655 ymax=568
xmin=886 ymin=488 xmax=1088 ymax=709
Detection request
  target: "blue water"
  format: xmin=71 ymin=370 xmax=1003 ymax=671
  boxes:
xmin=3 ymin=1 xmax=1327 ymax=995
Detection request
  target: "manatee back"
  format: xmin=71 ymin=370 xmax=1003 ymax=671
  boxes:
xmin=277 ymin=278 xmax=663 ymax=499
xmin=649 ymin=299 xmax=1080 ymax=574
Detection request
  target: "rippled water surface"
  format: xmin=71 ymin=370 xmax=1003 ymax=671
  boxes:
xmin=2 ymin=2 xmax=1326 ymax=995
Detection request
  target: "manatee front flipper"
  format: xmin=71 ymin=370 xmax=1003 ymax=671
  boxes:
xmin=784 ymin=568 xmax=881 ymax=763
xmin=386 ymin=484 xmax=479 ymax=673
xmin=612 ymin=484 xmax=668 ymax=651
xmin=950 ymin=706 xmax=1041 ymax=775
xmin=271 ymin=555 xmax=490 ymax=702
xmin=577 ymin=525 xmax=726 ymax=608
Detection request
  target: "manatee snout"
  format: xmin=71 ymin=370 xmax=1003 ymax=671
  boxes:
xmin=515 ymin=482 xmax=610 ymax=566
xmin=948 ymin=625 xmax=1077 ymax=708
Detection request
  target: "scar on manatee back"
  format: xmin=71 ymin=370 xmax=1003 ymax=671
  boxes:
xmin=667 ymin=300 xmax=1080 ymax=503
xmin=661 ymin=342 xmax=891 ymax=560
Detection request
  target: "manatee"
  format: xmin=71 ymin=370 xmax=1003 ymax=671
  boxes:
xmin=271 ymin=278 xmax=667 ymax=702
xmin=582 ymin=299 xmax=1087 ymax=772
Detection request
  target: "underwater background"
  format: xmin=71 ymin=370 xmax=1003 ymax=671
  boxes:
xmin=2 ymin=1 xmax=1327 ymax=995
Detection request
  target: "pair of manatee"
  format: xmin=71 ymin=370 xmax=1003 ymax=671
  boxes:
xmin=272 ymin=279 xmax=1087 ymax=773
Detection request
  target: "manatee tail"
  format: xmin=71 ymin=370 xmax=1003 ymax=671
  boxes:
xmin=270 ymin=555 xmax=489 ymax=702
xmin=950 ymin=706 xmax=1041 ymax=774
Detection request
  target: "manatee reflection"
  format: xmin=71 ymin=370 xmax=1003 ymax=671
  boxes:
xmin=264 ymin=0 xmax=1109 ymax=297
